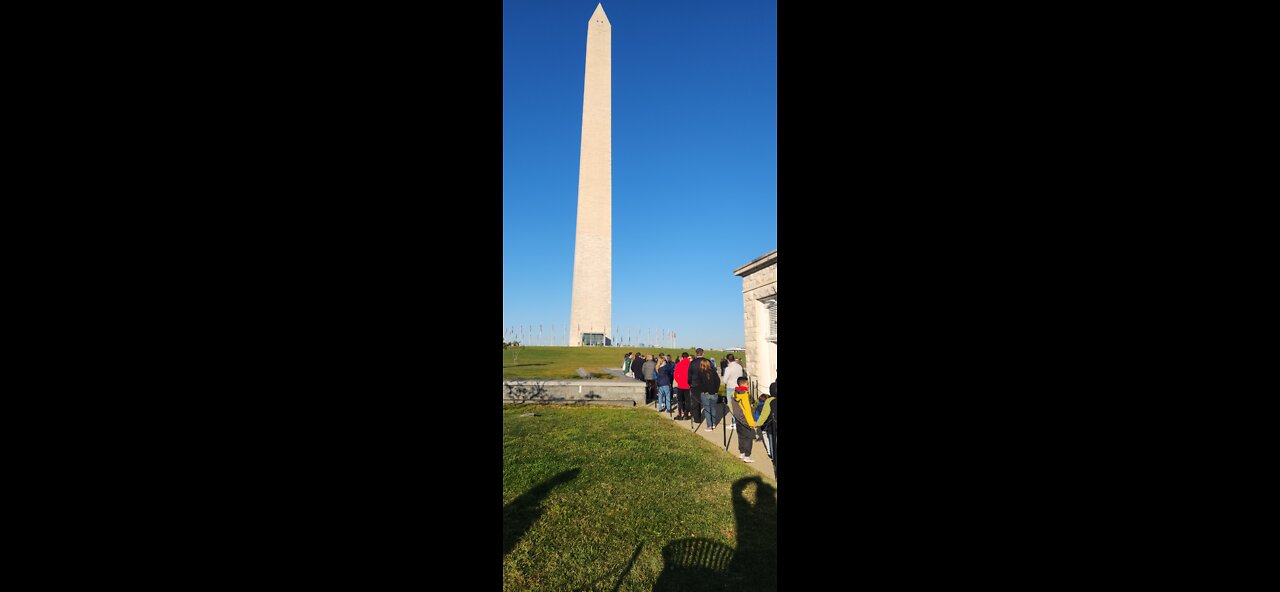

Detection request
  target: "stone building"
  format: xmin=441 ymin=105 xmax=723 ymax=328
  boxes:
xmin=733 ymin=249 xmax=777 ymax=397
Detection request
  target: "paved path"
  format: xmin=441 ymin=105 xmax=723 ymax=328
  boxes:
xmin=603 ymin=368 xmax=776 ymax=483
xmin=652 ymin=401 xmax=776 ymax=482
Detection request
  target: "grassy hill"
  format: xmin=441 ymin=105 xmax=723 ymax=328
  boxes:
xmin=503 ymin=405 xmax=775 ymax=591
xmin=503 ymin=346 xmax=748 ymax=383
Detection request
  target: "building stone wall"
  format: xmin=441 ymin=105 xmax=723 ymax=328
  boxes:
xmin=734 ymin=250 xmax=777 ymax=398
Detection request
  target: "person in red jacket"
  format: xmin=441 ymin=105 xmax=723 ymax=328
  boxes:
xmin=672 ymin=352 xmax=693 ymax=420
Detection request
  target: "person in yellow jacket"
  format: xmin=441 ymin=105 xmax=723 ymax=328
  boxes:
xmin=729 ymin=376 xmax=770 ymax=463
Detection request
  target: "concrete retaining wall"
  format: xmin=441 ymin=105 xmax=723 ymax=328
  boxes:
xmin=502 ymin=376 xmax=646 ymax=407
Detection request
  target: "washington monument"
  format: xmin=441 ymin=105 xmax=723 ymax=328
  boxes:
xmin=569 ymin=4 xmax=611 ymax=347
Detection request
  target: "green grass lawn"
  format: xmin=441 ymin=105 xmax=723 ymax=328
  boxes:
xmin=503 ymin=346 xmax=749 ymax=386
xmin=503 ymin=405 xmax=776 ymax=591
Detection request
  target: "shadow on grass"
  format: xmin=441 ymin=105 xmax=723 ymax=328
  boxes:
xmin=504 ymin=381 xmax=551 ymax=405
xmin=654 ymin=476 xmax=777 ymax=591
xmin=503 ymin=382 xmax=626 ymax=407
xmin=502 ymin=468 xmax=581 ymax=558
xmin=578 ymin=542 xmax=645 ymax=591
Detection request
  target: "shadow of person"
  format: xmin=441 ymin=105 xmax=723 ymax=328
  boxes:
xmin=502 ymin=468 xmax=581 ymax=557
xmin=653 ymin=476 xmax=777 ymax=591
xmin=725 ymin=476 xmax=777 ymax=590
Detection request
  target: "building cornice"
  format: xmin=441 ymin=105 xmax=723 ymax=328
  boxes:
xmin=733 ymin=249 xmax=778 ymax=277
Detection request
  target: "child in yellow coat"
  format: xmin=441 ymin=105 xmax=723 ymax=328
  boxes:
xmin=728 ymin=376 xmax=765 ymax=463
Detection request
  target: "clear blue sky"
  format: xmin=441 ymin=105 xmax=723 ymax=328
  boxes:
xmin=503 ymin=0 xmax=777 ymax=350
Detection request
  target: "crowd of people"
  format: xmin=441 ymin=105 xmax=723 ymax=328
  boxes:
xmin=622 ymin=348 xmax=776 ymax=465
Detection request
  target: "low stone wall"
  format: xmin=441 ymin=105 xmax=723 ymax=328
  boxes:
xmin=503 ymin=371 xmax=646 ymax=407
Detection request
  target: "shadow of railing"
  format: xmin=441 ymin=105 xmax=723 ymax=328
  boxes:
xmin=576 ymin=542 xmax=645 ymax=591
xmin=653 ymin=538 xmax=736 ymax=591
xmin=653 ymin=476 xmax=777 ymax=591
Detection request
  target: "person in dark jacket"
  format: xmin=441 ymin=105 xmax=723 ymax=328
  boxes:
xmin=688 ymin=348 xmax=721 ymax=431
xmin=655 ymin=355 xmax=674 ymax=412
xmin=642 ymin=355 xmax=657 ymax=402
xmin=631 ymin=354 xmax=646 ymax=400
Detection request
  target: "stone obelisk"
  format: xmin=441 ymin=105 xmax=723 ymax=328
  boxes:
xmin=569 ymin=4 xmax=611 ymax=347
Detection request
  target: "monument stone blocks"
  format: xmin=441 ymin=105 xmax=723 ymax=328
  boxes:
xmin=568 ymin=4 xmax=613 ymax=347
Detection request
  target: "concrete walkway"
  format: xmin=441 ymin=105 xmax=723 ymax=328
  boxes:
xmin=603 ymin=368 xmax=776 ymax=482
xmin=652 ymin=401 xmax=776 ymax=482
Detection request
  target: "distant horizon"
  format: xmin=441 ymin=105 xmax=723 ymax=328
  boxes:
xmin=501 ymin=343 xmax=749 ymax=355
xmin=503 ymin=0 xmax=777 ymax=351
xmin=501 ymin=326 xmax=749 ymax=350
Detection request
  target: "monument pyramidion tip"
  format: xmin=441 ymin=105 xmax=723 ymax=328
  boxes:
xmin=590 ymin=4 xmax=610 ymax=25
